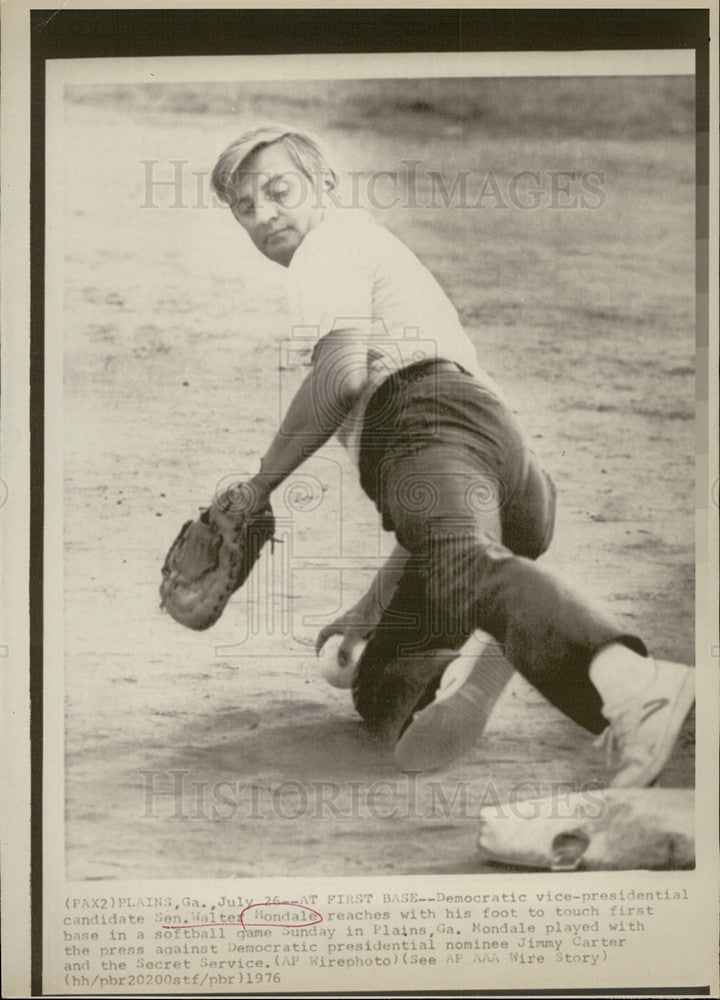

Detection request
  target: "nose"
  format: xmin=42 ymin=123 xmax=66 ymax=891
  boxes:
xmin=254 ymin=195 xmax=279 ymax=225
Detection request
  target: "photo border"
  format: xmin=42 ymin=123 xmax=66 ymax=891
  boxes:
xmin=4 ymin=4 xmax=715 ymax=997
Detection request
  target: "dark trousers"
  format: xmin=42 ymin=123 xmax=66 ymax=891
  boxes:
xmin=352 ymin=362 xmax=646 ymax=740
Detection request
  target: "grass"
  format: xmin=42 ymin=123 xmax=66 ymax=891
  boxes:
xmin=66 ymin=75 xmax=694 ymax=140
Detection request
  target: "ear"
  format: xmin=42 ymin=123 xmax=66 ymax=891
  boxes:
xmin=550 ymin=828 xmax=590 ymax=871
xmin=320 ymin=168 xmax=339 ymax=192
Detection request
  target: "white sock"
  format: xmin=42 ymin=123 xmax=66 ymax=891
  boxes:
xmin=589 ymin=642 xmax=656 ymax=718
xmin=437 ymin=647 xmax=513 ymax=706
xmin=474 ymin=651 xmax=514 ymax=702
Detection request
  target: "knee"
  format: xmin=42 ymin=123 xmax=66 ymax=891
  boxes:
xmin=352 ymin=651 xmax=451 ymax=739
xmin=503 ymin=467 xmax=557 ymax=558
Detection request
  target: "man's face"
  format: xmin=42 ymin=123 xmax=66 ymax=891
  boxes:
xmin=228 ymin=143 xmax=325 ymax=266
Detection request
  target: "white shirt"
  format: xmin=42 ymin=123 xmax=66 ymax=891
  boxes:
xmin=287 ymin=208 xmax=499 ymax=461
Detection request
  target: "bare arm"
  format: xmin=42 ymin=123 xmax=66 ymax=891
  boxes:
xmin=218 ymin=326 xmax=404 ymax=658
xmin=220 ymin=328 xmax=370 ymax=512
xmin=363 ymin=542 xmax=410 ymax=618
xmin=315 ymin=542 xmax=410 ymax=659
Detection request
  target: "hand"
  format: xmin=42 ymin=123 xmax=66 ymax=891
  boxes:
xmin=315 ymin=607 xmax=376 ymax=666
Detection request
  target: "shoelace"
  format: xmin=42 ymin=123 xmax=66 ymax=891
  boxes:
xmin=593 ymin=697 xmax=670 ymax=767
xmin=593 ymin=725 xmax=618 ymax=767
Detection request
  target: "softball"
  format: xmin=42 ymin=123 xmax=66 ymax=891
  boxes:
xmin=319 ymin=635 xmax=366 ymax=689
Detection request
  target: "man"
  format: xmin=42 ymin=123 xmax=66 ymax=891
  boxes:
xmin=209 ymin=124 xmax=694 ymax=783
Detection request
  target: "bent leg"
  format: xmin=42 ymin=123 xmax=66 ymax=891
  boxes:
xmin=424 ymin=526 xmax=646 ymax=734
xmin=376 ymin=453 xmax=646 ymax=735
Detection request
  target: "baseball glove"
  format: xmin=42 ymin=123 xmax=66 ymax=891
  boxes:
xmin=159 ymin=484 xmax=276 ymax=631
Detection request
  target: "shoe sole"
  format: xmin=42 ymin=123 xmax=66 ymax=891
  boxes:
xmin=394 ymin=657 xmax=513 ymax=773
xmin=610 ymin=662 xmax=695 ymax=788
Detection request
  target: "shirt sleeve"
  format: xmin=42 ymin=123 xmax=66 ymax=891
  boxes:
xmin=288 ymin=225 xmax=374 ymax=351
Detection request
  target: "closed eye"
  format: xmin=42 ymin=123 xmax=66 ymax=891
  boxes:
xmin=270 ymin=181 xmax=292 ymax=203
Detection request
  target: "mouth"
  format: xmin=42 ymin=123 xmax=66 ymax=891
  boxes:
xmin=266 ymin=229 xmax=290 ymax=243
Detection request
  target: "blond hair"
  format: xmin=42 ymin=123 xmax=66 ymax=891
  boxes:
xmin=211 ymin=124 xmax=339 ymax=205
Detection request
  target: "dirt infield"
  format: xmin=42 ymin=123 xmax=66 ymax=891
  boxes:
xmin=62 ymin=78 xmax=695 ymax=879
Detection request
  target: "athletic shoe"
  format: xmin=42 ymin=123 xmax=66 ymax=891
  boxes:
xmin=394 ymin=650 xmax=513 ymax=772
xmin=596 ymin=659 xmax=695 ymax=788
